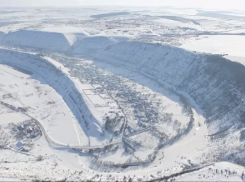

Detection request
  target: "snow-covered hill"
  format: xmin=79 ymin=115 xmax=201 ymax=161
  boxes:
xmin=2 ymin=30 xmax=72 ymax=52
xmin=71 ymin=36 xmax=129 ymax=55
xmin=0 ymin=30 xmax=130 ymax=56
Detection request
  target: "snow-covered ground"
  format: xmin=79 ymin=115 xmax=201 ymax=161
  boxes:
xmin=180 ymin=35 xmax=245 ymax=61
xmin=0 ymin=63 xmax=82 ymax=145
xmin=175 ymin=162 xmax=245 ymax=181
xmin=1 ymin=7 xmax=245 ymax=181
xmin=180 ymin=34 xmax=245 ymax=74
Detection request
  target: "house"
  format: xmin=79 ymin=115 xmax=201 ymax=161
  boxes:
xmin=12 ymin=141 xmax=23 ymax=151
xmin=27 ymin=126 xmax=33 ymax=133
xmin=17 ymin=125 xmax=24 ymax=131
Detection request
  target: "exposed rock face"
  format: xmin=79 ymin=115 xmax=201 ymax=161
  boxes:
xmin=2 ymin=30 xmax=71 ymax=52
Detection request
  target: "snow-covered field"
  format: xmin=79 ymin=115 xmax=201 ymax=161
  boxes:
xmin=0 ymin=62 xmax=84 ymax=146
xmin=181 ymin=35 xmax=245 ymax=57
xmin=180 ymin=35 xmax=245 ymax=64
xmin=1 ymin=7 xmax=245 ymax=181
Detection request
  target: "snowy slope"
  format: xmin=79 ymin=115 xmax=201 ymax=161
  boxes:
xmin=90 ymin=41 xmax=245 ymax=134
xmin=71 ymin=36 xmax=129 ymax=55
xmin=2 ymin=35 xmax=245 ymax=135
xmin=180 ymin=35 xmax=245 ymax=58
xmin=2 ymin=30 xmax=71 ymax=52
xmin=37 ymin=26 xmax=89 ymax=46
xmin=0 ymin=30 xmax=129 ymax=55
xmin=1 ymin=7 xmax=245 ymax=181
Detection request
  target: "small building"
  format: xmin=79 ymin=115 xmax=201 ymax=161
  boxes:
xmin=27 ymin=126 xmax=33 ymax=133
xmin=12 ymin=141 xmax=23 ymax=151
xmin=17 ymin=125 xmax=24 ymax=131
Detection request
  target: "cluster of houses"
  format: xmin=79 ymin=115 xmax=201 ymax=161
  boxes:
xmin=54 ymin=57 xmax=160 ymax=135
xmin=11 ymin=120 xmax=41 ymax=151
xmin=15 ymin=120 xmax=41 ymax=139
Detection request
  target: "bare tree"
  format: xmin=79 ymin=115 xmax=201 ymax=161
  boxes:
xmin=36 ymin=155 xmax=44 ymax=161
xmin=0 ymin=128 xmax=9 ymax=148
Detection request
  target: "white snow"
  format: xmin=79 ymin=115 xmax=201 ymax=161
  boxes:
xmin=180 ymin=35 xmax=245 ymax=58
xmin=0 ymin=112 xmax=29 ymax=125
xmin=0 ymin=7 xmax=245 ymax=182
xmin=0 ymin=63 xmax=82 ymax=146
xmin=152 ymin=18 xmax=202 ymax=30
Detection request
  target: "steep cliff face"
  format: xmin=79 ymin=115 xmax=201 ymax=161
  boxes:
xmin=91 ymin=42 xmax=245 ymax=133
xmin=0 ymin=30 xmax=129 ymax=55
xmin=71 ymin=36 xmax=129 ymax=56
xmin=2 ymin=30 xmax=71 ymax=52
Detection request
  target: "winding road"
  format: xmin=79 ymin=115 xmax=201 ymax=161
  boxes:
xmin=0 ymin=100 xmax=149 ymax=151
xmin=0 ymin=101 xmax=122 ymax=150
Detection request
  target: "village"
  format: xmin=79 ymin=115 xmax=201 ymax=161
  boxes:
xmin=49 ymin=55 xmax=193 ymax=165
xmin=0 ymin=117 xmax=41 ymax=153
xmin=54 ymin=56 xmax=165 ymax=134
xmin=9 ymin=119 xmax=42 ymax=151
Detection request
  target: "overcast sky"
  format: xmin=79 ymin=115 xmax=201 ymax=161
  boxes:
xmin=0 ymin=0 xmax=245 ymax=10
